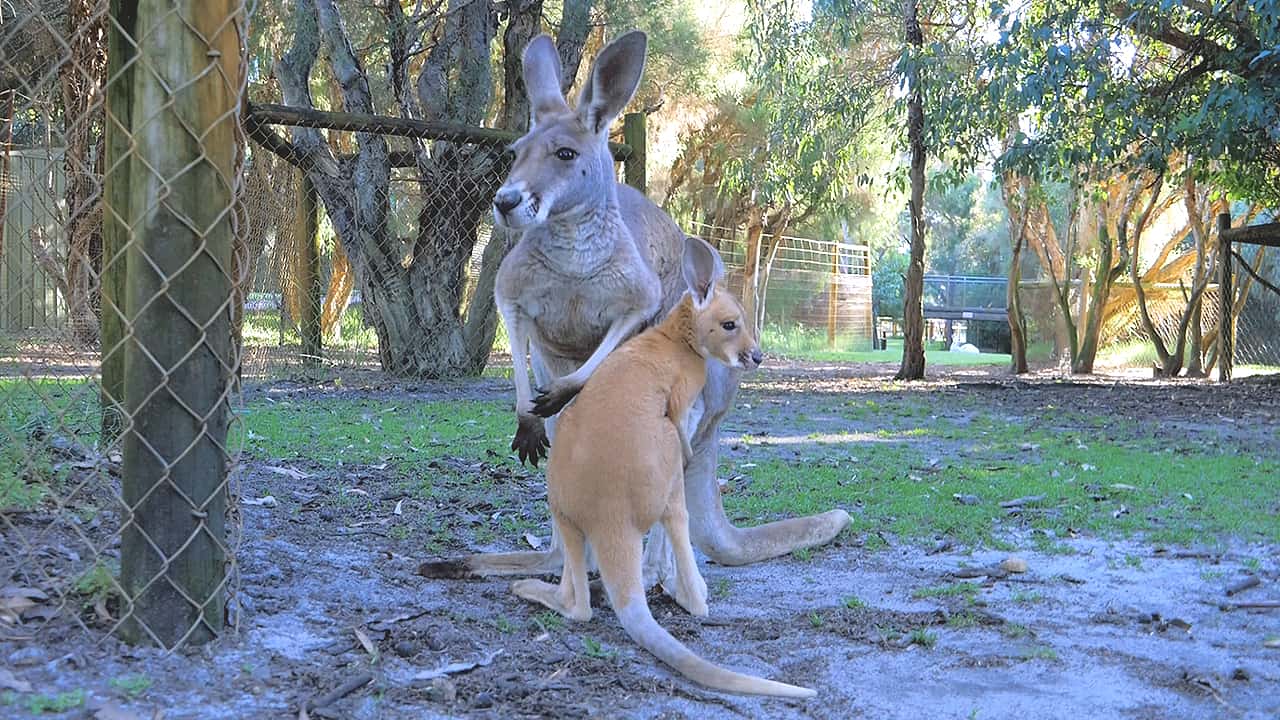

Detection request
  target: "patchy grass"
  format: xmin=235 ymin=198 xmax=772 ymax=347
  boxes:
xmin=0 ymin=378 xmax=101 ymax=511
xmin=110 ymin=673 xmax=153 ymax=699
xmin=722 ymin=394 xmax=1280 ymax=548
xmin=912 ymin=582 xmax=981 ymax=602
xmin=25 ymin=690 xmax=85 ymax=714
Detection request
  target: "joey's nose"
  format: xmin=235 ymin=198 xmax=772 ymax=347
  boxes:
xmin=751 ymin=348 xmax=764 ymax=366
xmin=493 ymin=189 xmax=521 ymax=215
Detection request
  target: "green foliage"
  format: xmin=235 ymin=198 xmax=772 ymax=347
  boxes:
xmin=110 ymin=674 xmax=153 ymax=699
xmin=26 ymin=690 xmax=84 ymax=714
xmin=872 ymin=249 xmax=909 ymax=319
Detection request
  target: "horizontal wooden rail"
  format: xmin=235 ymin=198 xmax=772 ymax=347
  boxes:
xmin=246 ymin=102 xmax=634 ymax=161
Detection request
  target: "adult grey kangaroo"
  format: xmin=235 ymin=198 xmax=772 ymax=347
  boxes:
xmin=419 ymin=31 xmax=850 ymax=590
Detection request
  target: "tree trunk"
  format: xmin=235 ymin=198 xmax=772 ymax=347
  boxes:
xmin=896 ymin=0 xmax=927 ymax=381
xmin=60 ymin=0 xmax=107 ymax=346
xmin=101 ymin=0 xmax=136 ymax=442
xmin=267 ymin=0 xmax=535 ymax=378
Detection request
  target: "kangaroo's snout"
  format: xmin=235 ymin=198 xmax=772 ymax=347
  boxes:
xmin=494 ymin=188 xmax=522 ymax=215
xmin=748 ymin=347 xmax=764 ymax=367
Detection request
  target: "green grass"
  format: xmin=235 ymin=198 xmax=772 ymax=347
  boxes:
xmin=761 ymin=328 xmax=1011 ymax=366
xmin=913 ymin=582 xmax=981 ymax=602
xmin=724 ymin=400 xmax=1280 ymax=547
xmin=110 ymin=673 xmax=152 ymax=699
xmin=909 ymin=628 xmax=938 ymax=648
xmin=25 ymin=690 xmax=84 ymax=714
xmin=0 ymin=378 xmax=102 ymax=511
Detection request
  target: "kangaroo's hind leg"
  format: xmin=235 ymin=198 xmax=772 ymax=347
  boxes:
xmin=512 ymin=515 xmax=592 ymax=622
xmin=660 ymin=471 xmax=708 ymax=618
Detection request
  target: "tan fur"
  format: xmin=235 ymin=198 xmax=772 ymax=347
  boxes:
xmin=420 ymin=31 xmax=850 ymax=596
xmin=511 ymin=240 xmax=814 ymax=698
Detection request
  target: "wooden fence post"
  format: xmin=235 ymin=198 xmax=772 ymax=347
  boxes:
xmin=297 ymin=173 xmax=322 ymax=364
xmin=623 ymin=112 xmax=646 ymax=194
xmin=827 ymin=246 xmax=838 ymax=348
xmin=117 ymin=0 xmax=240 ymax=647
xmin=1217 ymin=212 xmax=1233 ymax=383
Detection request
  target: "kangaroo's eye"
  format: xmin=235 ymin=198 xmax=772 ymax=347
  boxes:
xmin=721 ymin=321 xmax=737 ymax=331
xmin=555 ymin=147 xmax=579 ymax=161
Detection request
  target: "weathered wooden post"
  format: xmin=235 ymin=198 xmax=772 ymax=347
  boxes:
xmin=1217 ymin=212 xmax=1233 ymax=383
xmin=623 ymin=111 xmax=646 ymax=194
xmin=116 ymin=0 xmax=240 ymax=647
xmin=827 ymin=245 xmax=839 ymax=348
xmin=297 ymin=173 xmax=322 ymax=364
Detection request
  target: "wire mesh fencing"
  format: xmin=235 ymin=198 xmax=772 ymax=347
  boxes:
xmin=1 ymin=0 xmax=246 ymax=651
xmin=688 ymin=222 xmax=874 ymax=358
xmin=1228 ymin=243 xmax=1280 ymax=379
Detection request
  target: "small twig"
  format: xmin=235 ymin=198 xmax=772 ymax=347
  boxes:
xmin=1217 ymin=600 xmax=1280 ymax=611
xmin=1224 ymin=576 xmax=1260 ymax=596
xmin=999 ymin=494 xmax=1045 ymax=508
xmin=306 ymin=672 xmax=373 ymax=711
xmin=951 ymin=565 xmax=1008 ymax=579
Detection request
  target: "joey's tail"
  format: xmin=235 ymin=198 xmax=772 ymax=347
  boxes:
xmin=613 ymin=594 xmax=816 ymax=698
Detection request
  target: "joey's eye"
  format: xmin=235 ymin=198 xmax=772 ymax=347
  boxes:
xmin=555 ymin=147 xmax=579 ymax=161
xmin=721 ymin=321 xmax=737 ymax=331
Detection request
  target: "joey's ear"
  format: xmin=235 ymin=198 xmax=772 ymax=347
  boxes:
xmin=576 ymin=31 xmax=646 ymax=134
xmin=682 ymin=235 xmax=724 ymax=307
xmin=524 ymin=35 xmax=569 ymax=123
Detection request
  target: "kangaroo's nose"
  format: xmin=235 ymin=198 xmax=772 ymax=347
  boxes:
xmin=493 ymin=189 xmax=521 ymax=215
xmin=751 ymin=348 xmax=764 ymax=366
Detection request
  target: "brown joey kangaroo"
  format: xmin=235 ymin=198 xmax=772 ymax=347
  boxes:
xmin=419 ymin=30 xmax=850 ymax=591
xmin=511 ymin=236 xmax=814 ymax=698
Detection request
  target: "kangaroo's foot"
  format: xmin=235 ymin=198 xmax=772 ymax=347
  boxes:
xmin=511 ymin=413 xmax=550 ymax=466
xmin=418 ymin=545 xmax=564 ymax=579
xmin=693 ymin=509 xmax=852 ymax=567
xmin=512 ymin=579 xmax=593 ymax=622
xmin=531 ymin=379 xmax=583 ymax=418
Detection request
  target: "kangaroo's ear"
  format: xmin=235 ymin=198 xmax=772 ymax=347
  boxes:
xmin=576 ymin=31 xmax=646 ymax=135
xmin=682 ymin=235 xmax=724 ymax=307
xmin=524 ymin=35 xmax=569 ymax=123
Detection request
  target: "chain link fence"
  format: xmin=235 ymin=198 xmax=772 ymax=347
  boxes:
xmin=238 ymin=121 xmax=513 ymax=377
xmin=1226 ymin=242 xmax=1280 ymax=378
xmin=2 ymin=0 xmax=245 ymax=650
xmin=688 ymin=221 xmax=874 ymax=357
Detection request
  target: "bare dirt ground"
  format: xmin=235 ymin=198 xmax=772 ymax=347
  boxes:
xmin=3 ymin=362 xmax=1279 ymax=719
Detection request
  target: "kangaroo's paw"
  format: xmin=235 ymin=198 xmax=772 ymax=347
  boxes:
xmin=531 ymin=380 xmax=583 ymax=418
xmin=511 ymin=413 xmax=550 ymax=466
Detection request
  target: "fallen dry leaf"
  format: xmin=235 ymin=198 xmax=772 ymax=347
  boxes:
xmin=411 ymin=649 xmax=503 ymax=681
xmin=523 ymin=533 xmax=542 ymax=550
xmin=0 ymin=667 xmax=33 ymax=693
xmin=242 ymin=495 xmax=278 ymax=508
xmin=265 ymin=465 xmax=311 ymax=480
xmin=393 ymin=499 xmax=404 ymax=516
xmin=354 ymin=627 xmax=377 ymax=657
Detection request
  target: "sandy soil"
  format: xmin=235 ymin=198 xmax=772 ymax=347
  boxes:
xmin=2 ymin=364 xmax=1278 ymax=720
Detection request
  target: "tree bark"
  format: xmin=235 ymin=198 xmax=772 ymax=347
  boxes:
xmin=101 ymin=0 xmax=137 ymax=441
xmin=60 ymin=0 xmax=107 ymax=346
xmin=896 ymin=0 xmax=927 ymax=381
xmin=1001 ymin=167 xmax=1030 ymax=374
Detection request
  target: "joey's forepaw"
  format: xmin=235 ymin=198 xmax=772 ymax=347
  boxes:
xmin=531 ymin=381 xmax=582 ymax=418
xmin=512 ymin=413 xmax=550 ymax=466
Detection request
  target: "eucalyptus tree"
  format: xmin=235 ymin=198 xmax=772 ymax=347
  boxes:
xmin=249 ymin=0 xmax=711 ymax=377
xmin=971 ymin=0 xmax=1280 ymax=374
